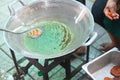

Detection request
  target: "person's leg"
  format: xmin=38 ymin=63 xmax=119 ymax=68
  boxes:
xmin=75 ymin=46 xmax=87 ymax=55
xmin=91 ymin=0 xmax=120 ymax=51
xmin=100 ymin=33 xmax=120 ymax=51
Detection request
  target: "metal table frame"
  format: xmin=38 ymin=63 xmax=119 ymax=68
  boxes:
xmin=10 ymin=46 xmax=89 ymax=80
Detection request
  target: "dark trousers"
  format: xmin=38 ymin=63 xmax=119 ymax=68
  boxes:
xmin=91 ymin=0 xmax=107 ymax=27
xmin=76 ymin=0 xmax=85 ymax=4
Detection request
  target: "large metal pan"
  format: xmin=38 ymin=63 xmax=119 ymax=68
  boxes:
xmin=4 ymin=0 xmax=96 ymax=59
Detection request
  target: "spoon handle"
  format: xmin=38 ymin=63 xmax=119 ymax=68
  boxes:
xmin=0 ymin=28 xmax=28 ymax=34
xmin=0 ymin=28 xmax=19 ymax=34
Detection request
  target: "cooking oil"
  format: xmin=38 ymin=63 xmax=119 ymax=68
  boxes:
xmin=23 ymin=21 xmax=74 ymax=55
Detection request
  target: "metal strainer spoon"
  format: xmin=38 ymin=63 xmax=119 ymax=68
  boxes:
xmin=0 ymin=26 xmax=42 ymax=38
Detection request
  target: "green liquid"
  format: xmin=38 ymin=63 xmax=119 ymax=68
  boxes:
xmin=24 ymin=21 xmax=74 ymax=55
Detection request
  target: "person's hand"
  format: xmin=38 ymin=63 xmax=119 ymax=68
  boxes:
xmin=104 ymin=0 xmax=119 ymax=20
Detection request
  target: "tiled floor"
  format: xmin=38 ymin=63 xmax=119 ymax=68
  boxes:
xmin=0 ymin=0 xmax=111 ymax=80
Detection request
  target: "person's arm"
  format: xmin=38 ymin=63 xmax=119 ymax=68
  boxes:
xmin=104 ymin=0 xmax=119 ymax=20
